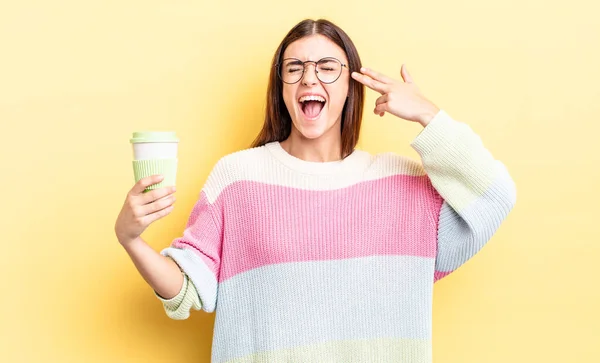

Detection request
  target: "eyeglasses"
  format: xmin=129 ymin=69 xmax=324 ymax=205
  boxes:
xmin=277 ymin=57 xmax=349 ymax=84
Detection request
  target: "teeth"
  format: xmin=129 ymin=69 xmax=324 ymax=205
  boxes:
xmin=299 ymin=95 xmax=326 ymax=103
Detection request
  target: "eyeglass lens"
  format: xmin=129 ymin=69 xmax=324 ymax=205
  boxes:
xmin=280 ymin=58 xmax=343 ymax=84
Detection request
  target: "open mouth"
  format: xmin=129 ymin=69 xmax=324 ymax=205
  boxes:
xmin=298 ymin=95 xmax=326 ymax=120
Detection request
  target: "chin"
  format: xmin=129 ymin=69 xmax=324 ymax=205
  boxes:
xmin=297 ymin=127 xmax=327 ymax=140
xmin=293 ymin=113 xmax=336 ymax=140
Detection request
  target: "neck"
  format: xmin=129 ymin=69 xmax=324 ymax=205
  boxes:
xmin=280 ymin=127 xmax=343 ymax=162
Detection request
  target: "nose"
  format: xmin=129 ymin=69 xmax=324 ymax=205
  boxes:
xmin=301 ymin=63 xmax=319 ymax=86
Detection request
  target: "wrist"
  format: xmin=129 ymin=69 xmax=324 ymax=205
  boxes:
xmin=119 ymin=235 xmax=145 ymax=250
xmin=417 ymin=104 xmax=440 ymax=127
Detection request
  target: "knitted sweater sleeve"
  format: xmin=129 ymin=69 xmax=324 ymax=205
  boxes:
xmin=410 ymin=110 xmax=517 ymax=282
xmin=155 ymin=271 xmax=202 ymax=319
xmin=154 ymin=158 xmax=229 ymax=319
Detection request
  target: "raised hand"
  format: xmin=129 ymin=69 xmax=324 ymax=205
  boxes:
xmin=351 ymin=64 xmax=440 ymax=127
xmin=114 ymin=175 xmax=176 ymax=246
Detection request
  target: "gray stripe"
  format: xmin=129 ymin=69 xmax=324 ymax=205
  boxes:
xmin=436 ymin=167 xmax=516 ymax=273
xmin=160 ymin=247 xmax=218 ymax=312
xmin=211 ymin=255 xmax=434 ymax=363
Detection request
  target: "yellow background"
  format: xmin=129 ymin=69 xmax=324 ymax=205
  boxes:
xmin=2 ymin=1 xmax=599 ymax=362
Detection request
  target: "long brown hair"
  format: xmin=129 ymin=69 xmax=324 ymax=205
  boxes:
xmin=250 ymin=19 xmax=365 ymax=158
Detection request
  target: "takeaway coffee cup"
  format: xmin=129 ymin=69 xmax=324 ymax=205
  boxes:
xmin=130 ymin=131 xmax=179 ymax=192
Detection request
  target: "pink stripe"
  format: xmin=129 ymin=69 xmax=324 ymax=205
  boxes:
xmin=217 ymin=175 xmax=442 ymax=282
xmin=171 ymin=191 xmax=222 ymax=276
xmin=434 ymin=270 xmax=451 ymax=282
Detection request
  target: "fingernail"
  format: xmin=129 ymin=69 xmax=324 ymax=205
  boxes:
xmin=361 ymin=67 xmax=367 ymax=72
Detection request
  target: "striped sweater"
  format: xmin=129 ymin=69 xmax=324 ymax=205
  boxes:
xmin=156 ymin=110 xmax=516 ymax=363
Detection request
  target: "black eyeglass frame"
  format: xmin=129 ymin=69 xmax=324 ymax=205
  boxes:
xmin=276 ymin=57 xmax=350 ymax=84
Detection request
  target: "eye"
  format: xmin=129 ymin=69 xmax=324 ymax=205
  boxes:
xmin=317 ymin=59 xmax=341 ymax=73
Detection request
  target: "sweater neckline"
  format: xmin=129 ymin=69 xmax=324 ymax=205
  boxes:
xmin=264 ymin=141 xmax=367 ymax=176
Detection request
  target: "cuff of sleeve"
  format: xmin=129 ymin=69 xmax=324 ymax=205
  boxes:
xmin=410 ymin=109 xmax=457 ymax=158
xmin=155 ymin=273 xmax=188 ymax=310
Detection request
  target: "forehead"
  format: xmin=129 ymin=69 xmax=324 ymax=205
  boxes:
xmin=283 ymin=34 xmax=347 ymax=62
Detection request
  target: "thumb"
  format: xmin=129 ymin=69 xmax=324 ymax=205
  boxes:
xmin=401 ymin=64 xmax=414 ymax=84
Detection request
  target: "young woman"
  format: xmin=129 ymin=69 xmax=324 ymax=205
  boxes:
xmin=115 ymin=18 xmax=516 ymax=363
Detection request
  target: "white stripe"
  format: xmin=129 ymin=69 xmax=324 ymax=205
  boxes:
xmin=202 ymin=142 xmax=427 ymax=203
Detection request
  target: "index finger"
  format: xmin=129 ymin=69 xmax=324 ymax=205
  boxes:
xmin=360 ymin=67 xmax=393 ymax=84
xmin=351 ymin=71 xmax=388 ymax=94
xmin=130 ymin=174 xmax=164 ymax=195
xmin=139 ymin=185 xmax=176 ymax=204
